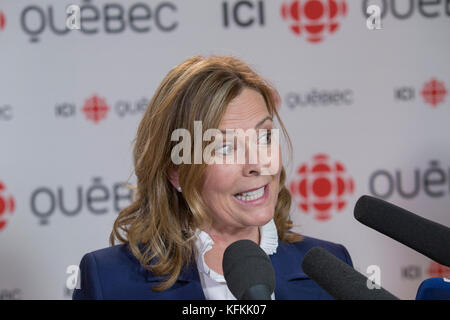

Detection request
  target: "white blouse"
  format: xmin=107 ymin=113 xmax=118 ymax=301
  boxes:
xmin=194 ymin=219 xmax=279 ymax=300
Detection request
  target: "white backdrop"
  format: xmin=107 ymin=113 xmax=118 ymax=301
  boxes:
xmin=1 ymin=0 xmax=449 ymax=300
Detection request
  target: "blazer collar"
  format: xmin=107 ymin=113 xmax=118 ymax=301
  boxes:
xmin=133 ymin=239 xmax=309 ymax=283
xmin=142 ymin=261 xmax=201 ymax=283
xmin=121 ymin=244 xmax=200 ymax=283
xmin=270 ymin=239 xmax=310 ymax=281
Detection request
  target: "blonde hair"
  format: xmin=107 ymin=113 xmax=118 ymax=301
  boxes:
xmin=110 ymin=55 xmax=303 ymax=291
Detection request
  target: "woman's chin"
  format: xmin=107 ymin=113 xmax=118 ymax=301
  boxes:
xmin=248 ymin=210 xmax=275 ymax=227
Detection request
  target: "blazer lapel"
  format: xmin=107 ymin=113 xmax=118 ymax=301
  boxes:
xmin=142 ymin=260 xmax=206 ymax=300
xmin=270 ymin=240 xmax=311 ymax=299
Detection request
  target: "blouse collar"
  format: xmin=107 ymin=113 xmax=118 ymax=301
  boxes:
xmin=194 ymin=219 xmax=278 ymax=282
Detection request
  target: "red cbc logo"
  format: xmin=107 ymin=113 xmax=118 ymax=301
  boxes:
xmin=0 ymin=181 xmax=15 ymax=231
xmin=0 ymin=11 xmax=6 ymax=30
xmin=281 ymin=0 xmax=347 ymax=43
xmin=290 ymin=154 xmax=354 ymax=221
xmin=421 ymin=78 xmax=447 ymax=107
xmin=428 ymin=261 xmax=450 ymax=278
xmin=82 ymin=94 xmax=110 ymax=124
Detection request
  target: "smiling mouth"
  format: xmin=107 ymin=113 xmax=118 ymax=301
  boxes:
xmin=234 ymin=184 xmax=268 ymax=202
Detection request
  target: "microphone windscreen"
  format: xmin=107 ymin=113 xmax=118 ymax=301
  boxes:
xmin=354 ymin=195 xmax=450 ymax=267
xmin=302 ymin=246 xmax=398 ymax=300
xmin=222 ymin=239 xmax=275 ymax=300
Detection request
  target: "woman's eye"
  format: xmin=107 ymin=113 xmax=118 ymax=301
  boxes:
xmin=258 ymin=131 xmax=272 ymax=144
xmin=216 ymin=144 xmax=233 ymax=155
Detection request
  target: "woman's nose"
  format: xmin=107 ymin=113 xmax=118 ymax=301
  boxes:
xmin=239 ymin=133 xmax=278 ymax=177
xmin=242 ymin=142 xmax=262 ymax=176
xmin=243 ymin=162 xmax=261 ymax=176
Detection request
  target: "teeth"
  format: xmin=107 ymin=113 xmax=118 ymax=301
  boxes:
xmin=235 ymin=186 xmax=265 ymax=201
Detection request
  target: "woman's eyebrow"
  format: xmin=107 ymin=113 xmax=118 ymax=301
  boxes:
xmin=255 ymin=116 xmax=273 ymax=128
xmin=219 ymin=116 xmax=273 ymax=134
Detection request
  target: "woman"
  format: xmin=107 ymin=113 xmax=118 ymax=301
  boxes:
xmin=72 ymin=55 xmax=353 ymax=300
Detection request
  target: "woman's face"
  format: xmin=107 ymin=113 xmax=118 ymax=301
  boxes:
xmin=201 ymin=88 xmax=282 ymax=232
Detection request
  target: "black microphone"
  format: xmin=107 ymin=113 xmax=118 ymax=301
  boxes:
xmin=302 ymin=246 xmax=399 ymax=300
xmin=222 ymin=239 xmax=275 ymax=300
xmin=354 ymin=195 xmax=450 ymax=267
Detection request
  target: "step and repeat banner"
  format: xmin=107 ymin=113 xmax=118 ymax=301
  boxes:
xmin=1 ymin=0 xmax=449 ymax=300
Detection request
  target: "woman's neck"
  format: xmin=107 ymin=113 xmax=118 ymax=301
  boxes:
xmin=205 ymin=225 xmax=260 ymax=247
xmin=202 ymin=225 xmax=260 ymax=276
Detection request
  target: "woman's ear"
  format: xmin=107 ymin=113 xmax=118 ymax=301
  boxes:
xmin=167 ymin=165 xmax=180 ymax=190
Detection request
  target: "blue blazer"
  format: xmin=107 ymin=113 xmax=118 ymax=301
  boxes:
xmin=72 ymin=235 xmax=353 ymax=300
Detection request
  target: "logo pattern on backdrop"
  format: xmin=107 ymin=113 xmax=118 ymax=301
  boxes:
xmin=281 ymin=0 xmax=347 ymax=43
xmin=0 ymin=11 xmax=6 ymax=31
xmin=0 ymin=181 xmax=15 ymax=231
xmin=290 ymin=154 xmax=354 ymax=221
xmin=421 ymin=78 xmax=447 ymax=107
xmin=428 ymin=261 xmax=450 ymax=278
xmin=82 ymin=94 xmax=110 ymax=124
